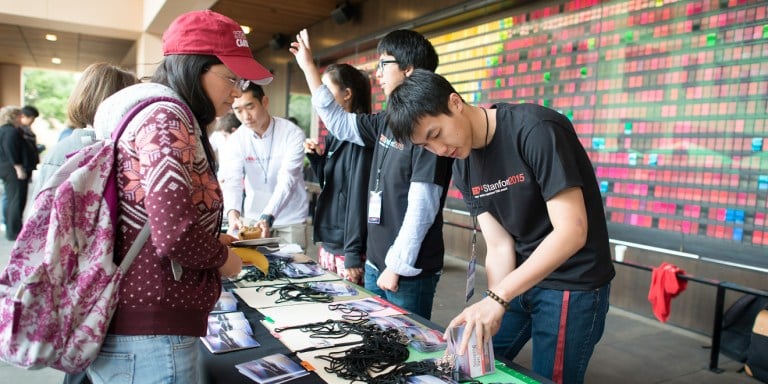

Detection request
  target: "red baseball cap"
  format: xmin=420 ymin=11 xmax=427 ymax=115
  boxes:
xmin=163 ymin=10 xmax=273 ymax=85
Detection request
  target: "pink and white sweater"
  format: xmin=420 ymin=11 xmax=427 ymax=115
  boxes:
xmin=94 ymin=83 xmax=228 ymax=336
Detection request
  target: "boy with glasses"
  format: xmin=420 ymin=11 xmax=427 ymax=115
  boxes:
xmin=290 ymin=29 xmax=452 ymax=320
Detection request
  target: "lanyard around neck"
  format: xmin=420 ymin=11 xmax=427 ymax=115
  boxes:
xmin=250 ymin=117 xmax=274 ymax=183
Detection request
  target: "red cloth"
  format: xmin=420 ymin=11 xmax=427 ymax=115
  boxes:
xmin=648 ymin=262 xmax=688 ymax=322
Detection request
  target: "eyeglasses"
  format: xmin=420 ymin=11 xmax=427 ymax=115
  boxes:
xmin=377 ymin=59 xmax=398 ymax=72
xmin=208 ymin=70 xmax=250 ymax=92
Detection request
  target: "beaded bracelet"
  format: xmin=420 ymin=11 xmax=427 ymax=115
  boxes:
xmin=485 ymin=289 xmax=510 ymax=309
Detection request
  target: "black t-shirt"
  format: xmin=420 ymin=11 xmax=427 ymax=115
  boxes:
xmin=453 ymin=103 xmax=614 ymax=290
xmin=356 ymin=112 xmax=453 ymax=276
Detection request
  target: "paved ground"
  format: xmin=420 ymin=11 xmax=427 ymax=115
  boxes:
xmin=0 ymin=180 xmax=755 ymax=382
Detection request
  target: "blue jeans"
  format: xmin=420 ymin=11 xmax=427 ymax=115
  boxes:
xmin=493 ymin=284 xmax=611 ymax=384
xmin=364 ymin=262 xmax=440 ymax=320
xmin=86 ymin=335 xmax=201 ymax=384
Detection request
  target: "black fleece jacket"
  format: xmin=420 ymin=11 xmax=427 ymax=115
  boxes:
xmin=307 ymin=134 xmax=373 ymax=268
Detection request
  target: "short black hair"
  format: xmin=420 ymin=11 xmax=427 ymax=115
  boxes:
xmin=21 ymin=106 xmax=39 ymax=118
xmin=152 ymin=54 xmax=221 ymax=128
xmin=243 ymin=83 xmax=266 ymax=102
xmin=387 ymin=69 xmax=459 ymax=142
xmin=377 ymin=30 xmax=438 ymax=72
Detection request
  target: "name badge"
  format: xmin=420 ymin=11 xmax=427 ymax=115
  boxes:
xmin=368 ymin=190 xmax=382 ymax=224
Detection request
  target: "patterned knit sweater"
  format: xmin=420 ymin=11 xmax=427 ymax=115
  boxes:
xmin=93 ymin=83 xmax=228 ymax=336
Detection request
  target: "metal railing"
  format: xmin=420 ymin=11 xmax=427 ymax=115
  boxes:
xmin=441 ymin=219 xmax=768 ymax=372
xmin=614 ymin=259 xmax=768 ymax=372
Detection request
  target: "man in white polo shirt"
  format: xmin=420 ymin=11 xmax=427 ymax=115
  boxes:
xmin=218 ymin=83 xmax=308 ymax=249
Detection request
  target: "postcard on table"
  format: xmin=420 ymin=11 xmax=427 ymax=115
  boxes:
xmin=201 ymin=329 xmax=260 ymax=354
xmin=236 ymin=353 xmax=309 ymax=384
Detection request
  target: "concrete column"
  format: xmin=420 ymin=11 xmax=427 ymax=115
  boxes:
xmin=0 ymin=63 xmax=22 ymax=106
xmin=135 ymin=32 xmax=163 ymax=79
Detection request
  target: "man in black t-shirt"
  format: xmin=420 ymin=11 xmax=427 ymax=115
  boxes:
xmin=387 ymin=70 xmax=615 ymax=384
xmin=291 ymin=30 xmax=453 ymax=320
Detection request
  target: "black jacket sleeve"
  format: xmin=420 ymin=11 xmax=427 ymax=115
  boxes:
xmin=342 ymin=143 xmax=373 ymax=269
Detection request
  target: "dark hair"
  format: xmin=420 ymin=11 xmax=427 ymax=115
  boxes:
xmin=151 ymin=54 xmax=221 ymax=128
xmin=21 ymin=106 xmax=39 ymax=118
xmin=243 ymin=83 xmax=266 ymax=102
xmin=377 ymin=30 xmax=438 ymax=72
xmin=387 ymin=69 xmax=458 ymax=142
xmin=68 ymin=63 xmax=137 ymax=128
xmin=324 ymin=63 xmax=372 ymax=114
xmin=215 ymin=112 xmax=240 ymax=134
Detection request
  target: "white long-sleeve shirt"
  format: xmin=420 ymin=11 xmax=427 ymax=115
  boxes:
xmin=218 ymin=116 xmax=308 ymax=226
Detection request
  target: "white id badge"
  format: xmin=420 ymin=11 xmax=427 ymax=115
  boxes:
xmin=368 ymin=191 xmax=382 ymax=224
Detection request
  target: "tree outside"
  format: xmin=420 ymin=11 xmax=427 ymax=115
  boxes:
xmin=21 ymin=68 xmax=78 ymax=153
xmin=287 ymin=93 xmax=311 ymax=137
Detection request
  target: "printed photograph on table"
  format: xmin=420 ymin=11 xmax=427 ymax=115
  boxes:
xmin=368 ymin=315 xmax=419 ymax=330
xmin=343 ymin=297 xmax=390 ymax=313
xmin=201 ymin=329 xmax=261 ymax=354
xmin=236 ymin=353 xmax=310 ymax=384
xmin=211 ymin=291 xmax=238 ymax=313
xmin=308 ymin=281 xmax=358 ymax=296
xmin=404 ymin=326 xmax=447 ymax=352
xmin=207 ymin=318 xmax=253 ymax=336
xmin=208 ymin=311 xmax=247 ymax=323
xmin=282 ymin=262 xmax=325 ymax=278
xmin=407 ymin=375 xmax=459 ymax=384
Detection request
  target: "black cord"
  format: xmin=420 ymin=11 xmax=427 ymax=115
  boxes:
xmin=328 ymin=303 xmax=370 ymax=321
xmin=317 ymin=327 xmax=410 ymax=382
xmin=229 ymin=258 xmax=292 ymax=283
xmin=261 ymin=282 xmax=333 ymax=304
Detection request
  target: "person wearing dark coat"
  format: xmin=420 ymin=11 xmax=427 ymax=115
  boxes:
xmin=0 ymin=106 xmax=30 ymax=240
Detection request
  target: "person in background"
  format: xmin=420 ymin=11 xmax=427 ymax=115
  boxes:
xmin=218 ymin=83 xmax=309 ymax=249
xmin=0 ymin=106 xmax=28 ymax=240
xmin=304 ymin=63 xmax=373 ymax=284
xmin=209 ymin=111 xmax=239 ymax=161
xmin=33 ymin=62 xmax=138 ymax=197
xmin=83 ymin=10 xmax=264 ymax=383
xmin=1 ymin=106 xmax=39 ymax=227
xmin=19 ymin=106 xmax=42 ymax=178
xmin=386 ymin=69 xmax=615 ymax=384
xmin=291 ymin=29 xmax=453 ymax=320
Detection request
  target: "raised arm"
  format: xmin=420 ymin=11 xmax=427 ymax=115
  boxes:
xmin=290 ymin=29 xmax=323 ymax=93
xmin=290 ymin=28 xmax=365 ymax=146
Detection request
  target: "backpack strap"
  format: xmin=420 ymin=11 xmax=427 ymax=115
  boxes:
xmin=106 ymin=96 xmax=195 ymax=274
xmin=119 ymin=222 xmax=150 ymax=271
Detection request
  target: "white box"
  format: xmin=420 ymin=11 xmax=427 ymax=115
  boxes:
xmin=446 ymin=325 xmax=495 ymax=378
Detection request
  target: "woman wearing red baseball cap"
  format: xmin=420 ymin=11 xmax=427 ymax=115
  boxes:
xmin=84 ymin=10 xmax=272 ymax=383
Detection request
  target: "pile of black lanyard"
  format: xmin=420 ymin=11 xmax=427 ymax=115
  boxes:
xmin=259 ymin=282 xmax=333 ymax=304
xmin=309 ymin=319 xmax=475 ymax=383
xmin=230 ymin=257 xmax=290 ymax=282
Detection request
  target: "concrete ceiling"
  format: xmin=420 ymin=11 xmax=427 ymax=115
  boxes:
xmin=0 ymin=0 xmax=351 ymax=73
